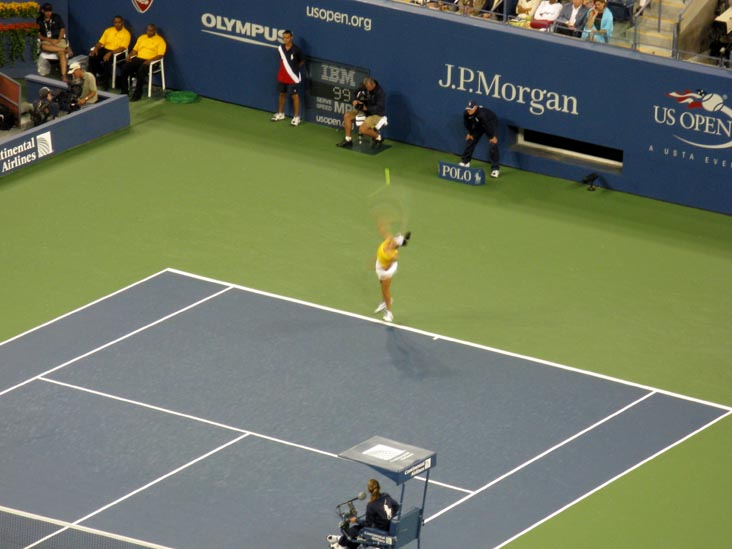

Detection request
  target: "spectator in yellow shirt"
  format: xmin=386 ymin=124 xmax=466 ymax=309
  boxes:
xmin=120 ymin=24 xmax=167 ymax=102
xmin=88 ymin=15 xmax=131 ymax=91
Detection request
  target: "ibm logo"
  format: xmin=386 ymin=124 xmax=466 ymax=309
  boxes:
xmin=319 ymin=64 xmax=357 ymax=86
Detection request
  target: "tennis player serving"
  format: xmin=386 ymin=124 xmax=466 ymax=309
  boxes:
xmin=374 ymin=227 xmax=411 ymax=323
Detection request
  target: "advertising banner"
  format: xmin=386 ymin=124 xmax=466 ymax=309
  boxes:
xmin=67 ymin=0 xmax=732 ymax=213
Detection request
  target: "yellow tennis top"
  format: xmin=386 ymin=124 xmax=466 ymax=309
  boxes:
xmin=376 ymin=238 xmax=398 ymax=269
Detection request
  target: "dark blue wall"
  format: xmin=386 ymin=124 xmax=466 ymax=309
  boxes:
xmin=68 ymin=0 xmax=732 ymax=213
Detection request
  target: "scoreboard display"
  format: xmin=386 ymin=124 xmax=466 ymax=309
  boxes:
xmin=305 ymin=57 xmax=370 ymax=127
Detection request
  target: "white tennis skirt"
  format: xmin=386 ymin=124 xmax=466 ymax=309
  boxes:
xmin=375 ymin=259 xmax=398 ymax=281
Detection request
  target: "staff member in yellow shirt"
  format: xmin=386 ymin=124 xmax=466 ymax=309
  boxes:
xmin=374 ymin=230 xmax=411 ymax=323
xmin=120 ymin=23 xmax=167 ymax=102
xmin=88 ymin=15 xmax=131 ymax=90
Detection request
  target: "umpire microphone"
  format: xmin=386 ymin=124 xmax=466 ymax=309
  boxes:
xmin=337 ymin=492 xmax=366 ymax=521
xmin=339 ymin=492 xmax=366 ymax=506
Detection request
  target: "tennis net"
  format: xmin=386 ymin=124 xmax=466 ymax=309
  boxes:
xmin=0 ymin=505 xmax=174 ymax=549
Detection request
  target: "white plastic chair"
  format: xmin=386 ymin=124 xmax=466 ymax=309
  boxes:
xmin=38 ymin=39 xmax=65 ymax=76
xmin=146 ymin=58 xmax=166 ymax=97
xmin=87 ymin=47 xmax=127 ymax=88
xmin=110 ymin=49 xmax=127 ymax=89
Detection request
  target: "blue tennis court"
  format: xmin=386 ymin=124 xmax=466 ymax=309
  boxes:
xmin=1 ymin=269 xmax=728 ymax=548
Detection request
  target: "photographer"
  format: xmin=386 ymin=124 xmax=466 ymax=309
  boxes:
xmin=31 ymin=87 xmax=60 ymax=126
xmin=67 ymin=62 xmax=98 ymax=107
xmin=336 ymin=77 xmax=386 ymax=149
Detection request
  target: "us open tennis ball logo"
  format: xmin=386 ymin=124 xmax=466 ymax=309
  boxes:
xmin=657 ymin=89 xmax=732 ymax=149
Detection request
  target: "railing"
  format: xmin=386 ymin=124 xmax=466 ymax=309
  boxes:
xmin=399 ymin=0 xmax=730 ymax=71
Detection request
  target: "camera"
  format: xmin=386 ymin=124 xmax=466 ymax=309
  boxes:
xmin=354 ymin=88 xmax=369 ymax=111
xmin=53 ymin=82 xmax=82 ymax=114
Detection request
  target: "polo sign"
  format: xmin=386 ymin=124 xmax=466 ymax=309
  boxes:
xmin=438 ymin=161 xmax=485 ymax=185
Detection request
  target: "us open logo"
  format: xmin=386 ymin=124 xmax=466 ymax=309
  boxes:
xmin=132 ymin=0 xmax=154 ymax=14
xmin=654 ymin=89 xmax=732 ymax=150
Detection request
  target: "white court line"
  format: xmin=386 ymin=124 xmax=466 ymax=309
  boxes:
xmin=40 ymin=377 xmax=342 ymax=461
xmin=24 ymin=433 xmax=250 ymax=549
xmin=0 ymin=504 xmax=174 ymax=549
xmin=493 ymin=408 xmax=732 ymax=549
xmin=424 ymin=391 xmax=656 ymax=524
xmin=165 ymin=268 xmax=732 ymax=412
xmin=0 ymin=287 xmax=233 ymax=399
xmin=0 ymin=269 xmax=171 ymax=349
xmin=40 ymin=378 xmax=475 ymax=496
xmin=413 ymin=476 xmax=475 ymax=495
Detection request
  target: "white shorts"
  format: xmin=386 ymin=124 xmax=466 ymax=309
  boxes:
xmin=375 ymin=259 xmax=398 ymax=281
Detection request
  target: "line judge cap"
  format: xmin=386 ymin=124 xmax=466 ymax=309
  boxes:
xmin=466 ymin=100 xmax=478 ymax=110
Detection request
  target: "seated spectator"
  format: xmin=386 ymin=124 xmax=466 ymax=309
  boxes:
xmin=510 ymin=0 xmax=540 ymax=26
xmin=37 ymin=3 xmax=72 ymax=82
xmin=68 ymin=62 xmax=98 ymax=107
xmin=425 ymin=0 xmax=459 ymax=10
xmin=88 ymin=15 xmax=131 ymax=90
xmin=481 ymin=0 xmax=506 ymax=19
xmin=581 ymin=0 xmax=613 ymax=42
xmin=529 ymin=0 xmax=562 ymax=29
xmin=555 ymin=0 xmax=589 ymax=36
xmin=119 ymin=23 xmax=167 ymax=102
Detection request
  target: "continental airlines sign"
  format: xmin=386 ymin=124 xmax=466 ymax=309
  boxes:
xmin=1 ymin=131 xmax=54 ymax=174
xmin=438 ymin=63 xmax=579 ymax=116
xmin=200 ymin=13 xmax=285 ymax=48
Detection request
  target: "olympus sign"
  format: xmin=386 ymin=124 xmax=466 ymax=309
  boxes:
xmin=438 ymin=64 xmax=579 ymax=117
xmin=200 ymin=13 xmax=285 ymax=47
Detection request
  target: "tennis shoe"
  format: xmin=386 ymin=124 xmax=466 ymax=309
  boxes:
xmin=271 ymin=112 xmax=285 ymax=121
xmin=490 ymin=169 xmax=500 ymax=178
xmin=374 ymin=298 xmax=393 ymax=313
xmin=371 ymin=137 xmax=384 ymax=149
xmin=290 ymin=116 xmax=301 ymax=126
xmin=459 ymin=161 xmax=470 ymax=167
xmin=383 ymin=310 xmax=394 ymax=322
xmin=336 ymin=139 xmax=353 ymax=148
